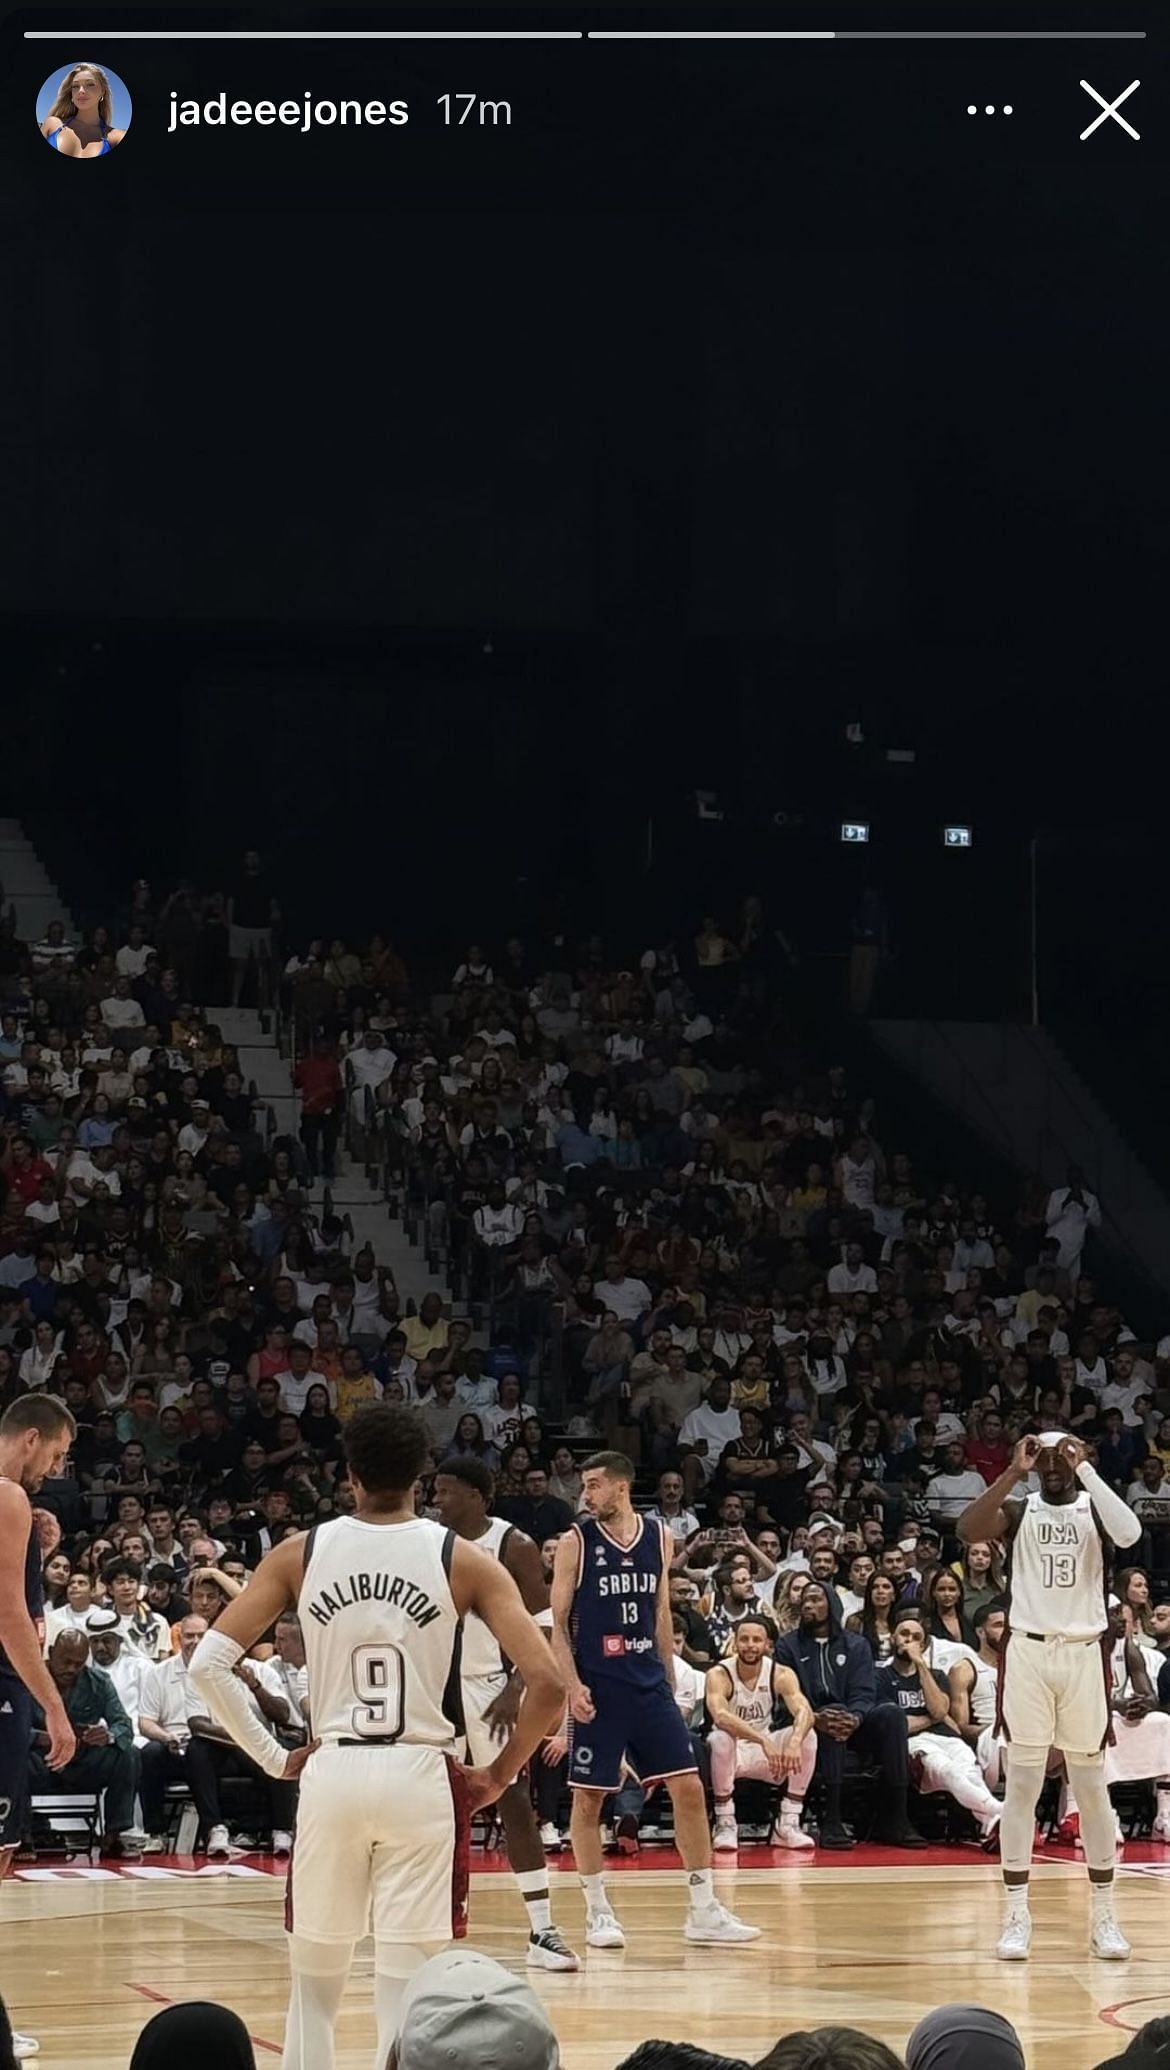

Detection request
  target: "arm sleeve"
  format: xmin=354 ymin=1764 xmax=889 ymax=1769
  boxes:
xmin=1077 ymin=1461 xmax=1143 ymax=1549
xmin=187 ymin=1630 xmax=289 ymax=1778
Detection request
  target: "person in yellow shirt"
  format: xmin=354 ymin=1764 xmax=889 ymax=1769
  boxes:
xmin=333 ymin=1344 xmax=380 ymax=1423
xmin=731 ymin=1353 xmax=771 ymax=1416
xmin=401 ymin=1292 xmax=450 ymax=1363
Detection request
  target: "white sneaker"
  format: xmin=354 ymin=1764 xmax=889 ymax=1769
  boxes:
xmin=140 ymin=1835 xmax=165 ymax=1855
xmin=684 ymin=1901 xmax=761 ymax=1944
xmin=773 ymin=1813 xmax=816 ymax=1852
xmin=527 ymin=1926 xmax=580 ymax=1972
xmin=1090 ymin=1917 xmax=1131 ymax=1960
xmin=13 ymin=2036 xmax=39 ymax=2061
xmin=996 ymin=1912 xmax=1033 ymax=1961
xmin=271 ymin=1830 xmax=293 ymax=1857
xmin=712 ymin=1814 xmax=739 ymax=1852
xmin=1153 ymin=1812 xmax=1170 ymax=1843
xmin=539 ymin=1822 xmax=563 ymax=1851
xmin=585 ymin=1908 xmax=626 ymax=1949
xmin=205 ymin=1824 xmax=231 ymax=1859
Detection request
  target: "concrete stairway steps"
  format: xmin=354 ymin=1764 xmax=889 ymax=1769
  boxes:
xmin=0 ymin=823 xmax=74 ymax=941
xmin=207 ymin=1004 xmax=441 ymax=1310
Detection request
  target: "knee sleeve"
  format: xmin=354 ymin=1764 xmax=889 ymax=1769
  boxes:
xmin=373 ymin=1939 xmax=442 ymax=1981
xmin=999 ymin=1745 xmax=1048 ymax=1875
xmin=282 ymin=1937 xmax=353 ymax=2070
xmin=288 ymin=1935 xmax=353 ymax=1977
xmin=374 ymin=1943 xmax=445 ymax=2070
xmin=1065 ymin=1752 xmax=1117 ymax=1873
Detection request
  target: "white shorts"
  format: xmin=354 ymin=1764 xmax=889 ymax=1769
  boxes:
xmin=462 ymin=1671 xmax=509 ymax=1769
xmin=976 ymin=1724 xmax=1004 ymax=1788
xmin=1104 ymin=1711 xmax=1170 ymax=1785
xmin=286 ymin=1742 xmax=468 ymax=1946
xmin=912 ymin=1731 xmax=978 ymax=1781
xmin=1000 ymin=1633 xmax=1109 ymax=1755
xmin=727 ymin=1740 xmax=784 ymax=1785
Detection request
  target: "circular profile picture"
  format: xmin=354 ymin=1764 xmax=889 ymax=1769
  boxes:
xmin=37 ymin=61 xmax=132 ymax=159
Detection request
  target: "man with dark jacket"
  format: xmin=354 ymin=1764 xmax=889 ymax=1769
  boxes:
xmin=775 ymin=1581 xmax=927 ymax=1851
xmin=30 ymin=1631 xmax=143 ymax=1858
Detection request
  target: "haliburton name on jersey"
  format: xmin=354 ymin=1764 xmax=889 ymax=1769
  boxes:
xmin=304 ymin=1571 xmax=443 ymax=1628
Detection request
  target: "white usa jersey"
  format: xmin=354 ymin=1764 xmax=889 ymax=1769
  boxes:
xmin=300 ymin=1515 xmax=463 ymax=1747
xmin=718 ymin=1652 xmax=775 ymax=1729
xmin=461 ymin=1516 xmax=514 ymax=1681
xmin=1009 ymin=1489 xmax=1106 ymax=1643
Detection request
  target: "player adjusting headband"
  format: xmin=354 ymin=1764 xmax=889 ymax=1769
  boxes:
xmin=1037 ymin=1431 xmax=1070 ymax=1449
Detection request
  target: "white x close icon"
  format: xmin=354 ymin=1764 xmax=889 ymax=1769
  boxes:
xmin=1079 ymin=79 xmax=1140 ymax=141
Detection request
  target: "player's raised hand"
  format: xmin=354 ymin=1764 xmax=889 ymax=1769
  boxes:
xmin=1012 ymin=1434 xmax=1041 ymax=1476
xmin=1058 ymin=1436 xmax=1088 ymax=1472
xmin=282 ymin=1738 xmax=320 ymax=1781
xmin=569 ymin=1681 xmax=596 ymax=1724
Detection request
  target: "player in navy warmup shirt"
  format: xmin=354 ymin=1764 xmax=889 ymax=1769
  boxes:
xmin=550 ymin=1449 xmax=760 ymax=1951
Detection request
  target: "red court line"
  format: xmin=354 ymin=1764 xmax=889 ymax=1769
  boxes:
xmin=128 ymin=1980 xmax=282 ymax=2055
xmin=1098 ymin=1996 xmax=1170 ymax=2035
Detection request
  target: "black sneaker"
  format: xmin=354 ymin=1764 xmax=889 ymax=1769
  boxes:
xmin=527 ymin=1927 xmax=580 ymax=1972
xmin=818 ymin=1822 xmax=857 ymax=1850
xmin=876 ymin=1822 xmax=929 ymax=1849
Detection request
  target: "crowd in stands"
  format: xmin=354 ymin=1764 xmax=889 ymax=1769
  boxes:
xmin=1 ymin=876 xmax=1170 ymax=1862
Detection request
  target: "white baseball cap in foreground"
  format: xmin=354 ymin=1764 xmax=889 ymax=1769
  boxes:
xmin=392 ymin=1948 xmax=560 ymax=2070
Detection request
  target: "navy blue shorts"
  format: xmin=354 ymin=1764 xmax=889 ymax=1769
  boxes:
xmin=0 ymin=1674 xmax=32 ymax=1850
xmin=568 ymin=1675 xmax=699 ymax=1793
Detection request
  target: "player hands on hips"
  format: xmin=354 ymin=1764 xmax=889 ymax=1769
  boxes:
xmin=551 ymin=1450 xmax=762 ymax=1949
xmin=958 ymin=1431 xmax=1143 ymax=1963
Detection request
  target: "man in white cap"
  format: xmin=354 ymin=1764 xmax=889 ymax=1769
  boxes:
xmin=388 ymin=1949 xmax=559 ymax=2070
xmin=959 ymin=1431 xmax=1143 ymax=1962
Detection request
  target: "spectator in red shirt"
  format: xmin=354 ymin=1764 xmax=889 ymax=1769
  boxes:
xmin=68 ymin=1319 xmax=111 ymax=1391
xmin=966 ymin=1405 xmax=1012 ymax=1484
xmin=2 ymin=1132 xmax=52 ymax=1206
xmin=293 ymin=1034 xmax=343 ymax=1182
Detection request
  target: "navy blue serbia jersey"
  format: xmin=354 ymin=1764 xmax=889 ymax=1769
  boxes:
xmin=571 ymin=1513 xmax=668 ymax=1687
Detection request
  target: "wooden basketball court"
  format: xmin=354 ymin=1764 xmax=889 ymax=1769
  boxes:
xmin=4 ymin=1847 xmax=1166 ymax=2068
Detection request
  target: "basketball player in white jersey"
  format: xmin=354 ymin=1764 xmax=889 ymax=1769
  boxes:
xmin=705 ymin=1615 xmax=816 ymax=1851
xmin=958 ymin=1430 xmax=1142 ymax=1962
xmin=432 ymin=1457 xmax=578 ymax=1970
xmin=189 ymin=1404 xmax=563 ymax=2070
xmin=945 ymin=1598 xmax=1008 ymax=1789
